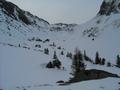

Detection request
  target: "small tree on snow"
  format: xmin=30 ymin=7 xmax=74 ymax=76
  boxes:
xmin=61 ymin=51 xmax=64 ymax=55
xmin=101 ymin=58 xmax=106 ymax=65
xmin=46 ymin=51 xmax=62 ymax=69
xmin=95 ymin=51 xmax=101 ymax=64
xmin=53 ymin=59 xmax=61 ymax=69
xmin=44 ymin=48 xmax=49 ymax=55
xmin=46 ymin=61 xmax=54 ymax=68
xmin=53 ymin=51 xmax=57 ymax=59
xmin=116 ymin=55 xmax=120 ymax=66
xmin=66 ymin=52 xmax=72 ymax=59
xmin=107 ymin=62 xmax=111 ymax=67
xmin=53 ymin=51 xmax=61 ymax=69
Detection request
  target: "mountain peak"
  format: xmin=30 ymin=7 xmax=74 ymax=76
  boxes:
xmin=98 ymin=0 xmax=120 ymax=15
xmin=0 ymin=0 xmax=31 ymax=24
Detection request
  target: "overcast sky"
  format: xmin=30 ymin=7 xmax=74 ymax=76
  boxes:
xmin=7 ymin=0 xmax=103 ymax=24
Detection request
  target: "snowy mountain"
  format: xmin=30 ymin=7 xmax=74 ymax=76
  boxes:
xmin=0 ymin=0 xmax=120 ymax=90
xmin=79 ymin=0 xmax=120 ymax=39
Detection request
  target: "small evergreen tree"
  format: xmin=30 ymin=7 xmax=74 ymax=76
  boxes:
xmin=46 ymin=51 xmax=62 ymax=69
xmin=61 ymin=51 xmax=64 ymax=55
xmin=53 ymin=59 xmax=61 ymax=69
xmin=46 ymin=61 xmax=54 ymax=68
xmin=57 ymin=46 xmax=61 ymax=50
xmin=95 ymin=51 xmax=100 ymax=64
xmin=18 ymin=44 xmax=20 ymax=47
xmin=101 ymin=58 xmax=106 ymax=65
xmin=116 ymin=55 xmax=120 ymax=66
xmin=44 ymin=48 xmax=49 ymax=55
xmin=107 ymin=62 xmax=111 ymax=67
xmin=66 ymin=52 xmax=72 ymax=59
xmin=53 ymin=51 xmax=61 ymax=69
xmin=53 ymin=51 xmax=57 ymax=59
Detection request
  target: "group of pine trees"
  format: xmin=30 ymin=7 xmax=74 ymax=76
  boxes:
xmin=95 ymin=52 xmax=111 ymax=67
xmin=46 ymin=51 xmax=62 ymax=69
xmin=68 ymin=49 xmax=120 ymax=69
xmin=95 ymin=52 xmax=106 ymax=65
xmin=46 ymin=47 xmax=120 ymax=70
xmin=95 ymin=52 xmax=120 ymax=67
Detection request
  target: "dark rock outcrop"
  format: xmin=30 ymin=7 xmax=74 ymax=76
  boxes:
xmin=0 ymin=0 xmax=31 ymax=24
xmin=98 ymin=0 xmax=120 ymax=15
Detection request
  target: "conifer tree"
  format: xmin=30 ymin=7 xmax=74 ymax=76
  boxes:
xmin=53 ymin=51 xmax=61 ymax=69
xmin=66 ymin=52 xmax=72 ymax=59
xmin=44 ymin=48 xmax=49 ymax=55
xmin=72 ymin=48 xmax=85 ymax=73
xmin=95 ymin=51 xmax=100 ymax=64
xmin=53 ymin=51 xmax=57 ymax=59
xmin=101 ymin=58 xmax=105 ymax=65
xmin=61 ymin=51 xmax=64 ymax=55
xmin=107 ymin=62 xmax=111 ymax=67
xmin=116 ymin=55 xmax=120 ymax=66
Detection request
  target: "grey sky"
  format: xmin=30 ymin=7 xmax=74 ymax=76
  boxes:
xmin=7 ymin=0 xmax=103 ymax=24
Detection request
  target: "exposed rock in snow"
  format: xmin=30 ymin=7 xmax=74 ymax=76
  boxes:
xmin=98 ymin=0 xmax=120 ymax=15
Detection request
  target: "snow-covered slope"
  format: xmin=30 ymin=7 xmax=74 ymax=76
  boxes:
xmin=0 ymin=0 xmax=120 ymax=90
xmin=72 ymin=0 xmax=120 ymax=61
xmin=0 ymin=45 xmax=119 ymax=90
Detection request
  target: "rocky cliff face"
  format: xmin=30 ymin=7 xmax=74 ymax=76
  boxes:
xmin=0 ymin=0 xmax=31 ymax=24
xmin=98 ymin=0 xmax=120 ymax=15
xmin=0 ymin=0 xmax=50 ymax=31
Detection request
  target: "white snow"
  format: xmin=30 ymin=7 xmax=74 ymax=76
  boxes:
xmin=0 ymin=45 xmax=71 ymax=90
xmin=0 ymin=0 xmax=120 ymax=90
xmin=0 ymin=45 xmax=120 ymax=90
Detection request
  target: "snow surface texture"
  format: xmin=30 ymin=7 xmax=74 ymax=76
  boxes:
xmin=0 ymin=0 xmax=120 ymax=90
xmin=0 ymin=46 xmax=120 ymax=90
